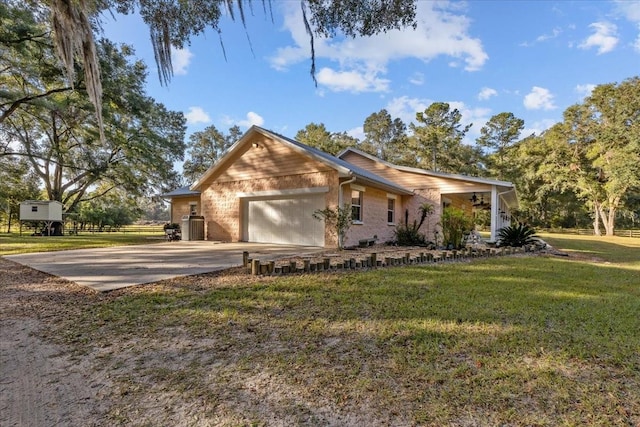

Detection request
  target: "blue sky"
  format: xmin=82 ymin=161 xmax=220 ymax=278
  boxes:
xmin=102 ymin=1 xmax=640 ymax=148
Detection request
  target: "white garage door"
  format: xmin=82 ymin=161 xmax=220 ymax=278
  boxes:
xmin=245 ymin=195 xmax=325 ymax=246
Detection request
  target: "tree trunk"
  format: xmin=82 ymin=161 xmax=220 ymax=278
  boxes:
xmin=6 ymin=209 xmax=12 ymax=233
xmin=605 ymin=206 xmax=615 ymax=236
xmin=597 ymin=200 xmax=617 ymax=237
xmin=593 ymin=202 xmax=601 ymax=236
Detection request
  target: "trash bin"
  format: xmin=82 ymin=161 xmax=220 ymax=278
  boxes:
xmin=181 ymin=215 xmax=190 ymax=241
xmin=182 ymin=215 xmax=204 ymax=241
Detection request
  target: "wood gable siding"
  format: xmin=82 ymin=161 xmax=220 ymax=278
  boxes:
xmin=214 ymin=135 xmax=334 ymax=183
xmin=340 ymin=151 xmax=493 ymax=193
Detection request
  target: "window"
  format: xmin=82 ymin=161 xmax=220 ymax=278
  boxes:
xmin=189 ymin=202 xmax=198 ymax=215
xmin=351 ymin=190 xmax=363 ymax=222
xmin=387 ymin=198 xmax=395 ymax=223
xmin=31 ymin=206 xmax=38 ymax=212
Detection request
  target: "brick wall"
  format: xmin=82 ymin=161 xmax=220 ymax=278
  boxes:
xmin=344 ymin=185 xmax=397 ymax=246
xmin=201 ymin=171 xmax=339 ymax=245
xmin=170 ymin=196 xmax=200 ymax=223
xmin=403 ymin=188 xmax=441 ymax=243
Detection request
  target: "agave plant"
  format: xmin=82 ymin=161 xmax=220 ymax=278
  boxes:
xmin=497 ymin=223 xmax=539 ymax=247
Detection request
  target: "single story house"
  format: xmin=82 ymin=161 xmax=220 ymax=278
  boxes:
xmin=165 ymin=126 xmax=518 ymax=248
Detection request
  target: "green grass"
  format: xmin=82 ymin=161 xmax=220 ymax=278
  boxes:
xmin=540 ymin=232 xmax=640 ymax=266
xmin=54 ymin=234 xmax=640 ymax=426
xmin=0 ymin=229 xmax=164 ymax=256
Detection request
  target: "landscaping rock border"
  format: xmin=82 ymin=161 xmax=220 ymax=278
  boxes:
xmin=243 ymin=244 xmax=542 ymax=276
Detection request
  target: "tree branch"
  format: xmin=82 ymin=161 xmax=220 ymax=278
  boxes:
xmin=0 ymin=86 xmax=73 ymax=124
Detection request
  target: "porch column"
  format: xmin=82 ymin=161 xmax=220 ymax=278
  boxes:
xmin=490 ymin=185 xmax=498 ymax=242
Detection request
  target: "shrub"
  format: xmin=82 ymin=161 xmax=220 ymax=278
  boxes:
xmin=394 ymin=203 xmax=434 ymax=246
xmin=497 ymin=223 xmax=539 ymax=247
xmin=395 ymin=224 xmax=427 ymax=246
xmin=164 ymin=222 xmax=181 ymax=231
xmin=313 ymin=205 xmax=352 ymax=249
xmin=439 ymin=207 xmax=472 ymax=249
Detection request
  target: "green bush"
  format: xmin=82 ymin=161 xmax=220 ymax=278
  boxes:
xmin=395 ymin=224 xmax=427 ymax=246
xmin=394 ymin=203 xmax=434 ymax=246
xmin=313 ymin=205 xmax=352 ymax=249
xmin=439 ymin=207 xmax=472 ymax=249
xmin=497 ymin=223 xmax=539 ymax=247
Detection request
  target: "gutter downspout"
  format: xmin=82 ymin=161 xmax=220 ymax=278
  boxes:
xmin=338 ymin=175 xmax=357 ymax=208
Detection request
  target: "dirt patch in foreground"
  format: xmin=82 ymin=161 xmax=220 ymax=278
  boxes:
xmin=0 ymin=258 xmax=110 ymax=426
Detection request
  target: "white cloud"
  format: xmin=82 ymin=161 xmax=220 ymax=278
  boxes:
xmin=575 ymin=83 xmax=596 ymax=99
xmin=478 ymin=87 xmax=498 ymax=101
xmin=222 ymin=112 xmax=265 ymax=129
xmin=385 ymin=96 xmax=430 ymax=126
xmin=579 ymin=22 xmax=619 ymax=54
xmin=613 ymin=1 xmax=640 ymax=51
xmin=184 ymin=106 xmax=211 ymax=124
xmin=409 ymin=72 xmax=425 ymax=86
xmin=270 ymin=2 xmax=488 ymax=92
xmin=316 ymin=67 xmax=390 ymax=92
xmin=448 ymin=101 xmax=492 ymax=142
xmin=520 ymin=27 xmax=562 ymax=47
xmin=537 ymin=27 xmax=562 ymax=42
xmin=615 ymin=0 xmax=640 ymax=21
xmin=523 ymin=87 xmax=556 ymax=110
xmin=523 ymin=119 xmax=559 ymax=137
xmin=171 ymin=47 xmax=193 ymax=75
xmin=347 ymin=126 xmax=365 ymax=141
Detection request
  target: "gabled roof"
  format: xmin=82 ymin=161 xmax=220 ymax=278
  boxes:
xmin=161 ymin=186 xmax=200 ymax=198
xmin=338 ymin=147 xmax=516 ymax=188
xmin=191 ymin=126 xmax=413 ymax=195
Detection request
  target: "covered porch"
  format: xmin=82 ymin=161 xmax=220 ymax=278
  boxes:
xmin=443 ymin=183 xmax=518 ymax=242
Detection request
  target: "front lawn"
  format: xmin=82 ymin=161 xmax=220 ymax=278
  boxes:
xmin=0 ymin=228 xmax=163 ymax=256
xmin=50 ymin=234 xmax=640 ymax=426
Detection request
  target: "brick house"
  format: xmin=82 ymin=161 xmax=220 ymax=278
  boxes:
xmin=166 ymin=126 xmax=518 ymax=247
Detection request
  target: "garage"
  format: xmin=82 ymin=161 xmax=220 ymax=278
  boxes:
xmin=243 ymin=194 xmax=325 ymax=246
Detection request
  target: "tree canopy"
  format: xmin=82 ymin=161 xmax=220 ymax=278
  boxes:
xmin=541 ymin=77 xmax=640 ymax=235
xmin=182 ymin=125 xmax=241 ymax=184
xmin=360 ymin=109 xmax=409 ymax=164
xmin=41 ymin=0 xmax=418 ymax=133
xmin=476 ymin=112 xmax=525 ymax=181
xmin=1 ymin=26 xmax=186 ymax=213
xmin=409 ymin=102 xmax=481 ymax=175
xmin=295 ymin=123 xmax=357 ymax=156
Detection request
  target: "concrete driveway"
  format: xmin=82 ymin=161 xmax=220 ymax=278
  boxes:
xmin=5 ymin=241 xmax=324 ymax=292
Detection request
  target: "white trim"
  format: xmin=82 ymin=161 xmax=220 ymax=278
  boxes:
xmin=387 ymin=196 xmax=396 ymax=224
xmin=350 ymin=184 xmax=366 ymax=192
xmin=236 ymin=186 xmax=329 ymax=198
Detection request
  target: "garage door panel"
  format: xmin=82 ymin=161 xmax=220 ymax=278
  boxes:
xmin=246 ymin=195 xmax=325 ymax=246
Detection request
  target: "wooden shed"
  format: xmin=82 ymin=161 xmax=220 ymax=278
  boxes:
xmin=19 ymin=200 xmax=64 ymax=236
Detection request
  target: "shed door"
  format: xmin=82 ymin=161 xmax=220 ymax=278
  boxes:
xmin=245 ymin=195 xmax=325 ymax=246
